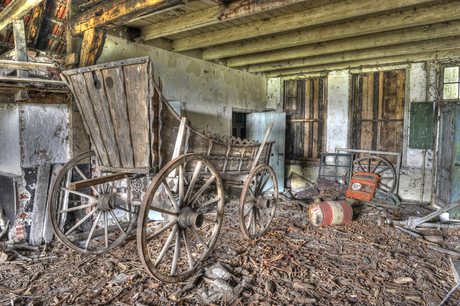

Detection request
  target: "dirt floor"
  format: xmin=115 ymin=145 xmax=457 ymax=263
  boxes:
xmin=1 ymin=197 xmax=460 ymax=306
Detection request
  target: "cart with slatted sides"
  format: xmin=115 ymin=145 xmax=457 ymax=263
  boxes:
xmin=49 ymin=56 xmax=278 ymax=283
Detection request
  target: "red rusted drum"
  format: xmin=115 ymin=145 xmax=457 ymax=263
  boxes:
xmin=308 ymin=201 xmax=353 ymax=227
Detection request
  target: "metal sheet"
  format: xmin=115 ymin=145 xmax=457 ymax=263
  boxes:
xmin=248 ymin=112 xmax=286 ymax=191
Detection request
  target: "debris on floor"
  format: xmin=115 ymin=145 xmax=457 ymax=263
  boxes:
xmin=1 ymin=196 xmax=460 ymax=305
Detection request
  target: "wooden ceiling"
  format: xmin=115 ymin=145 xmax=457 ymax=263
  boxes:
xmin=116 ymin=0 xmax=460 ymax=77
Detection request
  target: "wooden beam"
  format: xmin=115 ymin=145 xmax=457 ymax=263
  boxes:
xmin=26 ymin=0 xmax=45 ymax=48
xmin=69 ymin=172 xmax=133 ymax=190
xmin=220 ymin=0 xmax=313 ymax=21
xmin=0 ymin=0 xmax=44 ymax=32
xmin=173 ymin=0 xmax=437 ymax=52
xmin=202 ymin=1 xmax=460 ymax=60
xmin=71 ymin=0 xmax=183 ymax=35
xmin=265 ymin=36 xmax=460 ymax=75
xmin=0 ymin=59 xmax=58 ymax=69
xmin=138 ymin=6 xmax=221 ymax=42
xmin=256 ymin=36 xmax=460 ymax=73
xmin=0 ymin=75 xmax=66 ymax=85
xmin=267 ymin=49 xmax=460 ymax=77
xmin=13 ymin=19 xmax=28 ymax=78
xmin=229 ymin=21 xmax=460 ymax=68
xmin=79 ymin=28 xmax=105 ymax=67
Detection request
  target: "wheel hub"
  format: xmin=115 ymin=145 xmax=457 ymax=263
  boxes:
xmin=98 ymin=194 xmax=115 ymax=211
xmin=255 ymin=196 xmax=270 ymax=209
xmin=178 ymin=207 xmax=204 ymax=228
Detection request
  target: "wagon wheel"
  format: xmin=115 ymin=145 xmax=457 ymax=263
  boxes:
xmin=137 ymin=154 xmax=224 ymax=283
xmin=353 ymin=156 xmax=396 ymax=193
xmin=239 ymin=164 xmax=278 ymax=240
xmin=48 ymin=150 xmax=138 ymax=255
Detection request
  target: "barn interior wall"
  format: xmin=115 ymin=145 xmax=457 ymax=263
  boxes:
xmin=284 ymin=62 xmax=437 ymax=202
xmin=0 ymin=104 xmax=21 ymax=175
xmin=99 ymin=36 xmax=269 ymax=137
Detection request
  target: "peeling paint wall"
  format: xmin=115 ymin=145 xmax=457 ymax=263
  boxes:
xmin=326 ymin=71 xmax=350 ymax=153
xmin=20 ymin=104 xmax=70 ymax=168
xmin=99 ymin=36 xmax=267 ymax=136
xmin=0 ymin=105 xmax=21 ymax=175
xmin=266 ymin=77 xmax=282 ymax=112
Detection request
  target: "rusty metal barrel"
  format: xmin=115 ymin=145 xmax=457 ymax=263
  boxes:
xmin=308 ymin=200 xmax=353 ymax=227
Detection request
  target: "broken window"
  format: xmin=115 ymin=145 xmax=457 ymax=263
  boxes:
xmin=284 ymin=77 xmax=327 ymax=161
xmin=351 ymin=71 xmax=405 ymax=163
xmin=443 ymin=66 xmax=460 ymax=99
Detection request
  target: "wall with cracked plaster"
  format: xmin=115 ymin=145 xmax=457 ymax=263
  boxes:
xmin=21 ymin=104 xmax=70 ymax=168
xmin=0 ymin=105 xmax=21 ymax=175
xmin=99 ymin=36 xmax=267 ymax=136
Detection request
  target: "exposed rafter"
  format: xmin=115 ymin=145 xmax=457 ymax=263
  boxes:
xmin=0 ymin=0 xmax=45 ymax=32
xmin=70 ymin=0 xmax=183 ymax=35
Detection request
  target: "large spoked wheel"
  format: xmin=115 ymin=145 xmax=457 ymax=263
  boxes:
xmin=353 ymin=156 xmax=396 ymax=193
xmin=137 ymin=154 xmax=224 ymax=283
xmin=239 ymin=164 xmax=278 ymax=240
xmin=48 ymin=150 xmax=138 ymax=255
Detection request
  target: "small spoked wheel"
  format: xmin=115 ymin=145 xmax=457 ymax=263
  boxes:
xmin=239 ymin=164 xmax=278 ymax=240
xmin=137 ymin=154 xmax=224 ymax=283
xmin=353 ymin=156 xmax=396 ymax=193
xmin=48 ymin=150 xmax=138 ymax=255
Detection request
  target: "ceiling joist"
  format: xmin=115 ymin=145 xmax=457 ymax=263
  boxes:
xmin=172 ymin=0 xmax=438 ymax=52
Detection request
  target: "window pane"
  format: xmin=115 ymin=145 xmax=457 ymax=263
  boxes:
xmin=444 ymin=67 xmax=459 ymax=83
xmin=443 ymin=83 xmax=459 ymax=99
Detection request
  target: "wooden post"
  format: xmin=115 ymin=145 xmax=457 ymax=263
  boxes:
xmin=251 ymin=122 xmax=274 ymax=170
xmin=169 ymin=117 xmax=188 ymax=178
xmin=80 ymin=28 xmax=106 ymax=67
xmin=29 ymin=163 xmax=51 ymax=246
xmin=12 ymin=18 xmax=28 ymax=78
xmin=26 ymin=0 xmax=45 ymax=48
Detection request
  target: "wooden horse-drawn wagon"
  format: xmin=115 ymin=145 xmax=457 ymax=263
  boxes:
xmin=49 ymin=56 xmax=279 ymax=283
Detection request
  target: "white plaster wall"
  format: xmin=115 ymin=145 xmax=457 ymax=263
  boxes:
xmin=0 ymin=105 xmax=21 ymax=175
xmin=99 ymin=36 xmax=267 ymax=136
xmin=21 ymin=104 xmax=70 ymax=168
xmin=326 ymin=71 xmax=350 ymax=153
xmin=266 ymin=77 xmax=282 ymax=112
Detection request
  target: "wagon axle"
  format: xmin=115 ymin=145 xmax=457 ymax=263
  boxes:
xmin=178 ymin=207 xmax=204 ymax=228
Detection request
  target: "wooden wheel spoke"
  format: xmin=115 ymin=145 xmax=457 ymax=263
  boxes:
xmin=244 ymin=204 xmax=254 ymax=217
xmin=185 ymin=161 xmax=202 ymax=204
xmin=195 ymin=196 xmax=221 ymax=209
xmin=171 ymin=228 xmax=181 ymax=276
xmin=203 ymin=216 xmax=218 ymax=224
xmin=179 ymin=164 xmax=185 ymax=207
xmin=65 ymin=209 xmax=97 ymax=236
xmin=260 ymin=174 xmax=272 ymax=193
xmin=189 ymin=175 xmax=215 ymax=207
xmin=190 ymin=227 xmax=209 ymax=250
xmin=147 ymin=219 xmax=178 ymax=241
xmin=247 ymin=187 xmax=256 ymax=198
xmin=60 ymin=187 xmax=97 ymax=201
xmin=104 ymin=211 xmax=109 ymax=248
xmin=246 ymin=209 xmax=254 ymax=230
xmin=261 ymin=185 xmax=275 ymax=194
xmin=114 ymin=205 xmax=135 ymax=214
xmin=375 ymin=167 xmax=391 ymax=175
xmin=154 ymin=224 xmax=179 ymax=268
xmin=109 ymin=210 xmax=126 ymax=234
xmin=182 ymin=229 xmax=194 ymax=269
xmin=74 ymin=165 xmax=100 ymax=196
xmin=252 ymin=208 xmax=257 ymax=235
xmin=256 ymin=169 xmax=267 ymax=193
xmin=57 ymin=202 xmax=95 ymax=214
xmin=85 ymin=210 xmax=103 ymax=250
xmin=149 ymin=205 xmax=179 ymax=217
xmin=256 ymin=209 xmax=265 ymax=229
xmin=162 ymin=180 xmax=180 ymax=212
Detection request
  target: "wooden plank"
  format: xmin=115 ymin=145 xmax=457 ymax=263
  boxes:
xmin=82 ymin=70 xmax=121 ymax=168
xmin=69 ymin=172 xmax=133 ymax=190
xmin=318 ymin=77 xmax=325 ymax=155
xmin=372 ymin=72 xmax=379 ymax=151
xmin=0 ymin=75 xmax=65 ymax=85
xmin=0 ymin=59 xmax=57 ymax=69
xmin=102 ymin=67 xmax=135 ymax=168
xmin=378 ymin=72 xmax=384 ymax=150
xmin=70 ymin=74 xmax=110 ymax=166
xmin=361 ymin=73 xmax=373 ymax=151
xmin=123 ymin=63 xmax=150 ymax=168
xmin=169 ymin=117 xmax=187 ymax=177
xmin=312 ymin=79 xmax=319 ymax=158
xmin=12 ymin=19 xmax=28 ymax=78
xmin=295 ymin=80 xmax=303 ymax=158
xmin=29 ymin=163 xmax=51 ymax=246
xmin=304 ymin=80 xmax=310 ymax=158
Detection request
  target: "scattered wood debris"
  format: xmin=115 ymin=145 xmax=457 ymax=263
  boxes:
xmin=0 ymin=197 xmax=459 ymax=305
